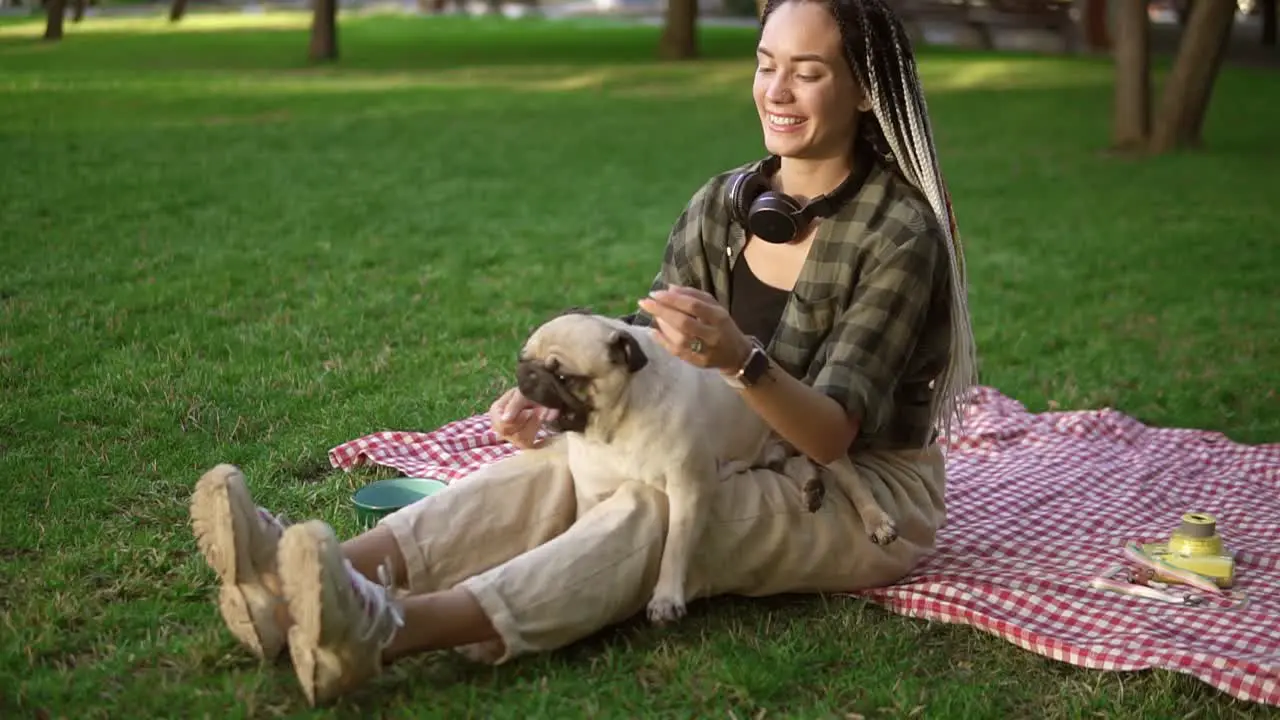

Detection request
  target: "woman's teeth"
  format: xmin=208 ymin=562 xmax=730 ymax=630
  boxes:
xmin=768 ymin=114 xmax=805 ymax=126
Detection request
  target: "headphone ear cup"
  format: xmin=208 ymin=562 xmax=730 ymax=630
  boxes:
xmin=747 ymin=191 xmax=805 ymax=244
xmin=726 ymin=171 xmax=770 ymax=227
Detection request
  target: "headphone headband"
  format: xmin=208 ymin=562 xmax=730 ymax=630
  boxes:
xmin=728 ymin=148 xmax=873 ymax=244
xmin=758 ymin=150 xmax=871 ymax=221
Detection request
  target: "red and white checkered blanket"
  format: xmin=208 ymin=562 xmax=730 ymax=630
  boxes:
xmin=329 ymin=386 xmax=1280 ymax=706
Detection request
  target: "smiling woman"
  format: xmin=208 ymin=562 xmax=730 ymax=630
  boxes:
xmin=186 ymin=0 xmax=977 ymax=708
xmin=754 ymin=7 xmax=863 ymax=164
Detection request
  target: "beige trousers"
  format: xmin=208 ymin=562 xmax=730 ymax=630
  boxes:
xmin=379 ymin=438 xmax=946 ymax=664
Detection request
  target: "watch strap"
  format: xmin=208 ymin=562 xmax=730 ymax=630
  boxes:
xmin=724 ymin=336 xmax=769 ymax=388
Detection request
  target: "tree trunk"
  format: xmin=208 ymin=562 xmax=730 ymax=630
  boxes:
xmin=43 ymin=0 xmax=65 ymax=40
xmin=1263 ymin=0 xmax=1276 ymax=46
xmin=658 ymin=0 xmax=698 ymax=60
xmin=1111 ymin=0 xmax=1150 ymax=150
xmin=169 ymin=0 xmax=188 ymax=22
xmin=309 ymin=0 xmax=338 ymax=62
xmin=1185 ymin=0 xmax=1233 ymax=143
xmin=1084 ymin=0 xmax=1110 ymax=50
xmin=72 ymin=0 xmax=85 ymax=22
xmin=1149 ymin=0 xmax=1237 ymax=153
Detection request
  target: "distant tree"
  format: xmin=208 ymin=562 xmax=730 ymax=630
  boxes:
xmin=1112 ymin=0 xmax=1238 ymax=154
xmin=311 ymin=0 xmax=339 ymax=61
xmin=1264 ymin=0 xmax=1276 ymax=46
xmin=1111 ymin=0 xmax=1150 ymax=150
xmin=659 ymin=0 xmax=699 ymax=59
xmin=170 ymin=0 xmax=188 ymax=22
xmin=44 ymin=0 xmax=65 ymax=40
xmin=1149 ymin=0 xmax=1237 ymax=152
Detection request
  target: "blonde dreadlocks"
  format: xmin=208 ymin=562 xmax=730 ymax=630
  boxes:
xmin=760 ymin=0 xmax=979 ymax=443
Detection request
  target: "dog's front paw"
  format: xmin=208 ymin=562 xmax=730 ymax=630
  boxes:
xmin=646 ymin=593 xmax=687 ymax=625
xmin=802 ymin=478 xmax=826 ymax=513
xmin=868 ymin=513 xmax=898 ymax=545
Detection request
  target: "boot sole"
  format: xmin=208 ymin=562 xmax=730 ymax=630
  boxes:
xmin=279 ymin=521 xmax=337 ymax=707
xmin=190 ymin=464 xmax=286 ymax=660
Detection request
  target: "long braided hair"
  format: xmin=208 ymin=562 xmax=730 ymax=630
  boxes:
xmin=759 ymin=0 xmax=979 ymax=443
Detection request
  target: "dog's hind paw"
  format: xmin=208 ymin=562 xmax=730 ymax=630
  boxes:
xmin=646 ymin=594 xmax=687 ymax=625
xmin=802 ymin=478 xmax=826 ymax=513
xmin=868 ymin=514 xmax=898 ymax=545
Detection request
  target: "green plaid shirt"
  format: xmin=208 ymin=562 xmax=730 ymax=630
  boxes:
xmin=628 ymin=158 xmax=954 ymax=451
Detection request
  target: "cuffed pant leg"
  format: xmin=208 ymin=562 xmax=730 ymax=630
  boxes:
xmin=447 ymin=445 xmax=944 ymax=665
xmin=377 ymin=440 xmax=578 ymax=595
xmin=457 ymin=479 xmax=670 ymax=663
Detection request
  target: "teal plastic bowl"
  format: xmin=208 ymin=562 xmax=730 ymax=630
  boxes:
xmin=352 ymin=477 xmax=448 ymax=528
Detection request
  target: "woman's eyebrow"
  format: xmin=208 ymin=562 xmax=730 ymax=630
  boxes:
xmin=756 ymin=47 xmax=831 ymax=64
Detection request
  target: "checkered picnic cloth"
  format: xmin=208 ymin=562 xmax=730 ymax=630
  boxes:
xmin=328 ymin=387 xmax=1280 ymax=706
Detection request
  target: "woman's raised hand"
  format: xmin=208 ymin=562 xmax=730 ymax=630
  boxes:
xmin=488 ymin=387 xmax=558 ymax=450
xmin=637 ymin=285 xmax=752 ymax=374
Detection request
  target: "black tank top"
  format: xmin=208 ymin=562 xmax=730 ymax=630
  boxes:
xmin=729 ymin=255 xmax=791 ymax=348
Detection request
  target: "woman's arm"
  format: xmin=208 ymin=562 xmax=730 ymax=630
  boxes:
xmin=638 ymin=228 xmax=943 ymax=464
xmin=734 ymin=346 xmax=862 ymax=464
xmin=638 ymin=287 xmax=858 ymax=464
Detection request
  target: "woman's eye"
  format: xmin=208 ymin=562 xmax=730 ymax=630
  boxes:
xmin=797 ymin=74 xmax=819 ymax=82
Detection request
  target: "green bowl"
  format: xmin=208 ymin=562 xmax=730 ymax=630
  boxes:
xmin=352 ymin=476 xmax=448 ymax=529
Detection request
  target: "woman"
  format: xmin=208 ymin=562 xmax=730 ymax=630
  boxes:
xmin=188 ymin=0 xmax=978 ymax=706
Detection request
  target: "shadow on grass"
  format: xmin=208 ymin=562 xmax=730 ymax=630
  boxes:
xmin=0 ymin=7 xmax=1245 ymax=75
xmin=8 ymin=9 xmax=1279 ymax=115
xmin=0 ymin=12 xmax=763 ymax=70
xmin=8 ymin=64 xmax=1280 ymax=167
xmin=0 ymin=9 xmax=1188 ymax=76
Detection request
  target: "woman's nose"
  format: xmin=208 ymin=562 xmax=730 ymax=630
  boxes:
xmin=766 ymin=75 xmax=792 ymax=103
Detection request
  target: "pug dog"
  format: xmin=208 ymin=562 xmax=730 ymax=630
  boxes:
xmin=515 ymin=310 xmax=897 ymax=625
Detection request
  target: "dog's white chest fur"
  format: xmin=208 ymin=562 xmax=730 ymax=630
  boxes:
xmin=566 ymin=432 xmax=677 ymax=504
xmin=562 ymin=348 xmax=776 ymax=519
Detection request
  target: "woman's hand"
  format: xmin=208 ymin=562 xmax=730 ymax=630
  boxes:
xmin=640 ymin=286 xmax=858 ymax=463
xmin=488 ymin=388 xmax=558 ymax=450
xmin=637 ymin=285 xmax=752 ymax=374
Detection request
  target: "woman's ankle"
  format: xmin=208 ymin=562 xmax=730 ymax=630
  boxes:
xmin=380 ymin=588 xmax=503 ymax=661
xmin=341 ymin=525 xmax=410 ymax=588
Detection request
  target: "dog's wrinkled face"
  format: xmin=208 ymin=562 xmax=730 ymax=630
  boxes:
xmin=517 ymin=311 xmax=648 ymax=435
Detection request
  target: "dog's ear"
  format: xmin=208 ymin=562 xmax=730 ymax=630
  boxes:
xmin=607 ymin=330 xmax=648 ymax=374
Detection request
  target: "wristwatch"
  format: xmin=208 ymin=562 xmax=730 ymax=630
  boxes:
xmin=722 ymin=336 xmax=770 ymax=389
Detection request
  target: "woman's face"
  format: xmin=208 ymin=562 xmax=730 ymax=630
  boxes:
xmin=753 ymin=0 xmax=867 ymax=161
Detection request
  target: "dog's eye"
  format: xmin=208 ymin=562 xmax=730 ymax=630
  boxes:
xmin=556 ymin=374 xmax=569 ymax=383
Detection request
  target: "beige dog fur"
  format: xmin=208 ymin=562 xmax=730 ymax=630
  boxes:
xmin=515 ymin=311 xmax=897 ymax=624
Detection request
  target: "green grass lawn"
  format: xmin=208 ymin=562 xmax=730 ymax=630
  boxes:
xmin=3 ymin=10 xmax=1278 ymax=719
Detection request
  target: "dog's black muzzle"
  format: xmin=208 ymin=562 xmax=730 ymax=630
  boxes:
xmin=515 ymin=359 xmax=591 ymax=434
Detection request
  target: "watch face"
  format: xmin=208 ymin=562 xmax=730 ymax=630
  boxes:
xmin=743 ymin=347 xmax=769 ymax=384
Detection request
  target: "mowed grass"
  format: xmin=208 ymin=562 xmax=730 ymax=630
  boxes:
xmin=3 ymin=10 xmax=1279 ymax=718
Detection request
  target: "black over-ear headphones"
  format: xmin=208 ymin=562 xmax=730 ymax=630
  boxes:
xmin=724 ymin=154 xmax=869 ymax=244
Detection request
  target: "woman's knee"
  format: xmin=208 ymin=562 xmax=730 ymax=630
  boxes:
xmin=584 ymin=480 xmax=669 ymax=529
xmin=367 ymin=447 xmax=580 ymax=595
xmin=452 ymin=480 xmax=672 ymax=662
